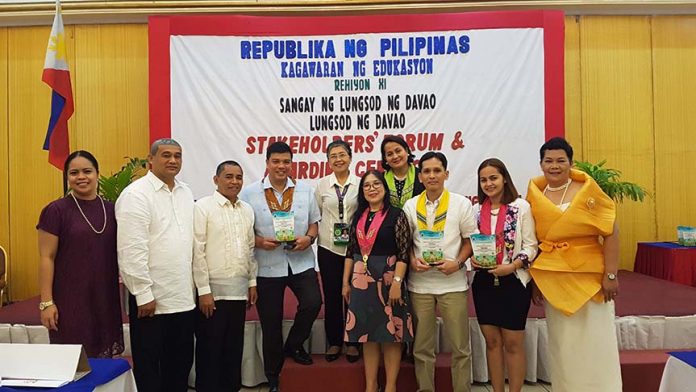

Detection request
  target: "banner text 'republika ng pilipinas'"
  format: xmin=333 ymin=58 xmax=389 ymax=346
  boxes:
xmin=148 ymin=12 xmax=565 ymax=199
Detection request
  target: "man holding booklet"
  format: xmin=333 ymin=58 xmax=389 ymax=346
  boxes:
xmin=239 ymin=141 xmax=322 ymax=392
xmin=402 ymin=151 xmax=477 ymax=392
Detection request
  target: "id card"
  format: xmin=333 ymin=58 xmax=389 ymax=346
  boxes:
xmin=272 ymin=211 xmax=296 ymax=242
xmin=420 ymin=230 xmax=444 ymax=265
xmin=470 ymin=234 xmax=497 ymax=269
xmin=333 ymin=223 xmax=350 ymax=245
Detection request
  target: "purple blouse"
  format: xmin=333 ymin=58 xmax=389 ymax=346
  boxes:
xmin=37 ymin=196 xmax=124 ymax=358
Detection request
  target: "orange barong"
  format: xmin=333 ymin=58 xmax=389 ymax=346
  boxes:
xmin=526 ymin=169 xmax=616 ymax=315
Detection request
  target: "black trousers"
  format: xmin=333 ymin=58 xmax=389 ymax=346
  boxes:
xmin=128 ymin=295 xmax=195 ymax=392
xmin=317 ymin=246 xmax=358 ymax=348
xmin=256 ymin=267 xmax=322 ymax=384
xmin=195 ymin=299 xmax=246 ymax=392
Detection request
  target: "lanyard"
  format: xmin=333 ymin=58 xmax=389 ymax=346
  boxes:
xmin=334 ymin=184 xmax=350 ymax=222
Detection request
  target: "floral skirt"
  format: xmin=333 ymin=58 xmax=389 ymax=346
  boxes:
xmin=344 ymin=253 xmax=413 ymax=343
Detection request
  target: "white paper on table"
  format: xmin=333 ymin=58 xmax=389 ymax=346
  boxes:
xmin=1 ymin=378 xmax=70 ymax=388
xmin=0 ymin=343 xmax=91 ymax=388
xmin=658 ymin=355 xmax=696 ymax=392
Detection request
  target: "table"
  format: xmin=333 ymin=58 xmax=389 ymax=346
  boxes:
xmin=0 ymin=358 xmax=136 ymax=392
xmin=634 ymin=242 xmax=696 ymax=287
xmin=659 ymin=351 xmax=696 ymax=392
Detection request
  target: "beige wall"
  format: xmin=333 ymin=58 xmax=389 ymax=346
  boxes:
xmin=1 ymin=24 xmax=149 ymax=300
xmin=1 ymin=16 xmax=695 ymax=300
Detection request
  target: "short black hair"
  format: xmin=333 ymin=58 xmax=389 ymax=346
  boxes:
xmin=418 ymin=151 xmax=448 ymax=170
xmin=266 ymin=141 xmax=293 ymax=160
xmin=215 ymin=160 xmax=242 ymax=176
xmin=380 ymin=135 xmax=415 ymax=171
xmin=540 ymin=137 xmax=573 ymax=162
xmin=326 ymin=139 xmax=352 ymax=159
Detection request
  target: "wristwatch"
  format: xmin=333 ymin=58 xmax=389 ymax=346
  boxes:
xmin=39 ymin=300 xmax=55 ymax=311
xmin=308 ymin=234 xmax=317 ymax=244
xmin=394 ymin=276 xmax=403 ymax=284
xmin=606 ymin=272 xmax=617 ymax=281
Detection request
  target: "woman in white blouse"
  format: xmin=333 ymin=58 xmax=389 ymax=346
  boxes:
xmin=315 ymin=140 xmax=361 ymax=362
xmin=471 ymin=158 xmax=538 ymax=392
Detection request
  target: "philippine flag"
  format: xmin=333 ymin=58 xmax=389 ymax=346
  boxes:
xmin=42 ymin=0 xmax=74 ymax=170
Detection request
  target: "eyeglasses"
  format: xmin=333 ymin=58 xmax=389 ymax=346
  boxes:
xmin=329 ymin=153 xmax=349 ymax=160
xmin=362 ymin=182 xmax=383 ymax=190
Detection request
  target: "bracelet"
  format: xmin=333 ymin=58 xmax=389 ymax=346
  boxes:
xmin=516 ymin=253 xmax=530 ymax=269
xmin=457 ymin=259 xmax=466 ymax=270
xmin=39 ymin=300 xmax=55 ymax=311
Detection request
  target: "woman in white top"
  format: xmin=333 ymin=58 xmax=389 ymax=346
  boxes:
xmin=315 ymin=140 xmax=361 ymax=362
xmin=471 ymin=158 xmax=538 ymax=392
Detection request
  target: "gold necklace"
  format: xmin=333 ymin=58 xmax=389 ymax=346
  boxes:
xmin=71 ymin=192 xmax=107 ymax=234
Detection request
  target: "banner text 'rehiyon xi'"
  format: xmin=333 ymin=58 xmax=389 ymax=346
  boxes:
xmin=149 ymin=12 xmax=565 ymax=199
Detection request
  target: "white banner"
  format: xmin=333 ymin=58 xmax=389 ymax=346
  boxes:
xmin=155 ymin=13 xmax=563 ymax=199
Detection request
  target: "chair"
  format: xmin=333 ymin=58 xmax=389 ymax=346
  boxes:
xmin=0 ymin=245 xmax=8 ymax=307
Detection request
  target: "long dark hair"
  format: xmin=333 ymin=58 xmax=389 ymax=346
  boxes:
xmin=380 ymin=135 xmax=415 ymax=171
xmin=354 ymin=170 xmax=392 ymax=225
xmin=63 ymin=150 xmax=100 ymax=194
xmin=477 ymin=158 xmax=519 ymax=205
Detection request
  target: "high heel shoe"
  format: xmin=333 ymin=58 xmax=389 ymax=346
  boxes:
xmin=346 ymin=346 xmax=361 ymax=363
xmin=325 ymin=346 xmax=341 ymax=362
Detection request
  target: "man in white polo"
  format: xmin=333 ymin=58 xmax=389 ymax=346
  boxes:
xmin=116 ymin=138 xmax=196 ymax=392
xmin=403 ymin=151 xmax=477 ymax=392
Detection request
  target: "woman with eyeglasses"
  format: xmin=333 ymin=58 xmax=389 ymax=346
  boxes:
xmin=315 ymin=140 xmax=361 ymax=362
xmin=342 ymin=170 xmax=413 ymax=392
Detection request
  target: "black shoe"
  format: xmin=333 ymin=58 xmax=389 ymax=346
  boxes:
xmin=285 ymin=346 xmax=313 ymax=365
xmin=269 ymin=385 xmax=280 ymax=392
xmin=325 ymin=346 xmax=341 ymax=362
xmin=403 ymin=351 xmax=415 ymax=364
xmin=346 ymin=347 xmax=361 ymax=363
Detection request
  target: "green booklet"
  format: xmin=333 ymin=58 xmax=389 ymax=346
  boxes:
xmin=470 ymin=234 xmax=497 ymax=268
xmin=272 ymin=211 xmax=296 ymax=242
xmin=420 ymin=230 xmax=444 ymax=265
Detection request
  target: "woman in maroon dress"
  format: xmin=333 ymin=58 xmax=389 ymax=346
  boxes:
xmin=37 ymin=150 xmax=124 ymax=358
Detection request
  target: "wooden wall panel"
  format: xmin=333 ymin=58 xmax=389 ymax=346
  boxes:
xmin=8 ymin=26 xmax=74 ymax=300
xmin=564 ymin=15 xmax=583 ymax=159
xmin=73 ymin=24 xmax=149 ymax=175
xmin=3 ymin=17 xmax=696 ymax=299
xmin=0 ymin=28 xmax=9 ymax=300
xmin=651 ymin=16 xmax=696 ymax=240
xmin=580 ymin=16 xmax=656 ymax=270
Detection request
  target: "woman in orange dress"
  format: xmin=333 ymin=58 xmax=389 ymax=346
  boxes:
xmin=527 ymin=137 xmax=621 ymax=392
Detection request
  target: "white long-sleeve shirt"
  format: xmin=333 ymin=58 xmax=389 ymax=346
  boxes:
xmin=116 ymin=171 xmax=195 ymax=315
xmin=314 ymin=172 xmax=360 ymax=256
xmin=193 ymin=191 xmax=257 ymax=301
